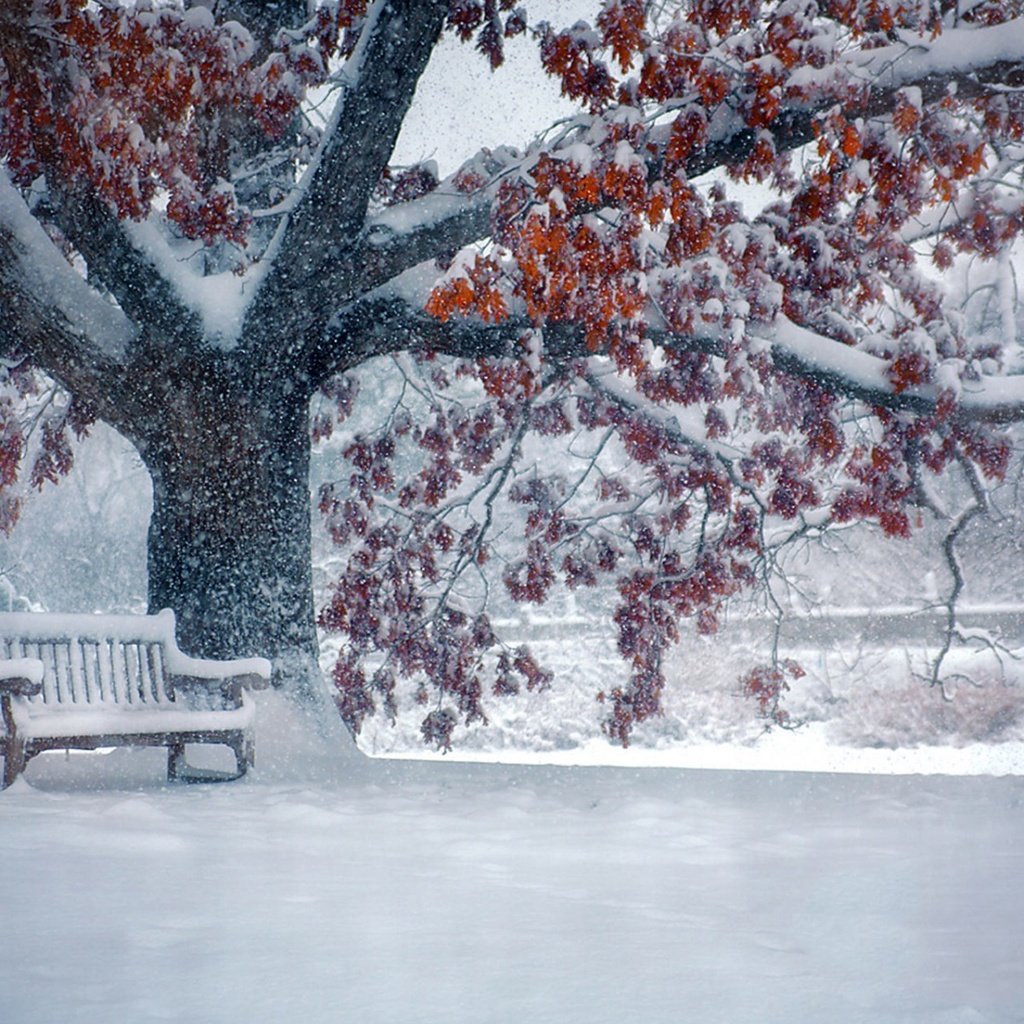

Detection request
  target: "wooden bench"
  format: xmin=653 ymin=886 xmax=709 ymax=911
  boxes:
xmin=0 ymin=610 xmax=270 ymax=788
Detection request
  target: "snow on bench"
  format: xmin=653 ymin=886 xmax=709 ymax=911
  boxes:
xmin=0 ymin=610 xmax=270 ymax=787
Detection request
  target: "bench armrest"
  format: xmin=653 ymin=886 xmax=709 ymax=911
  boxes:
xmin=165 ymin=651 xmax=271 ymax=688
xmin=0 ymin=658 xmax=44 ymax=697
xmin=170 ymin=671 xmax=268 ymax=702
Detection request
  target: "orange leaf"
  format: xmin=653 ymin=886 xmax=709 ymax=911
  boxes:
xmin=892 ymin=97 xmax=920 ymax=135
xmin=841 ymin=122 xmax=861 ymax=158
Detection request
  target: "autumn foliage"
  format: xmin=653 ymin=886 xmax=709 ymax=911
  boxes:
xmin=323 ymin=0 xmax=1024 ymax=746
xmin=3 ymin=1 xmax=1024 ymax=748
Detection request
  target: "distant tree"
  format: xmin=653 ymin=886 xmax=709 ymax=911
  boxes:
xmin=2 ymin=1 xmax=1024 ymax=746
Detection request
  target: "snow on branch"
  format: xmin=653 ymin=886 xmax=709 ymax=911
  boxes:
xmin=359 ymin=147 xmax=525 ymax=293
xmin=0 ymin=171 xmax=135 ymax=366
xmin=768 ymin=317 xmax=1024 ymax=423
xmin=851 ymin=17 xmax=1024 ymax=96
xmin=331 ymin=277 xmax=1024 ymax=427
xmin=52 ymin=189 xmax=204 ymax=351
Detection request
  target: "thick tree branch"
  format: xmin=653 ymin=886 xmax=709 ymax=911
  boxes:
xmin=249 ymin=0 xmax=450 ymax=332
xmin=0 ymin=178 xmax=133 ymax=420
xmin=253 ymin=183 xmax=497 ymax=377
xmin=296 ymin=0 xmax=451 ymax=244
xmin=320 ymin=288 xmax=1024 ymax=425
xmin=311 ymin=296 xmax=605 ymax=384
xmin=241 ymin=0 xmax=453 ymax=381
xmin=768 ymin=317 xmax=1024 ymax=423
xmin=50 ymin=187 xmax=203 ymax=348
xmin=1 ymin=8 xmax=199 ymax=351
xmin=285 ymin=160 xmax=516 ymax=368
xmin=359 ymin=189 xmax=496 ymax=294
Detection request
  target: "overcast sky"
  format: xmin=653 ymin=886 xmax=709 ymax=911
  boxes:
xmin=393 ymin=3 xmax=593 ymax=173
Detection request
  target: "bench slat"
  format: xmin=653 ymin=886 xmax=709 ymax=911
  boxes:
xmin=6 ymin=637 xmax=177 ymax=707
xmin=113 ymin=639 xmax=130 ymax=705
xmin=81 ymin=640 xmax=99 ymax=704
xmin=152 ymin=642 xmax=171 ymax=704
xmin=60 ymin=642 xmax=77 ymax=704
xmin=52 ymin=643 xmax=67 ymax=704
xmin=97 ymin=639 xmax=114 ymax=704
xmin=131 ymin=642 xmax=146 ymax=703
xmin=66 ymin=641 xmax=82 ymax=703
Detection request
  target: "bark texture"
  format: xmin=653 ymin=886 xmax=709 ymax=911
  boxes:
xmin=131 ymin=362 xmax=319 ymax=683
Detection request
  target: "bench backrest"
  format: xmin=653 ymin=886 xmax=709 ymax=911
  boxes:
xmin=0 ymin=611 xmax=178 ymax=708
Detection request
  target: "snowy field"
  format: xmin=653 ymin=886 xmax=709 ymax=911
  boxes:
xmin=2 ymin=692 xmax=1023 ymax=1024
xmin=6 ymin=434 xmax=1024 ymax=1024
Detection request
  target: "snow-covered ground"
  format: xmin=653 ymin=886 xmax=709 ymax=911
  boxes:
xmin=2 ymin=691 xmax=1023 ymax=1024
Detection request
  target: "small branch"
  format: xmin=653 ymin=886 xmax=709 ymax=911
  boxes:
xmin=930 ymin=454 xmax=989 ymax=685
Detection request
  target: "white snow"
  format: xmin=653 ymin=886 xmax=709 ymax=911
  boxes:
xmin=770 ymin=315 xmax=1024 ymax=414
xmin=1 ymin=691 xmax=1022 ymax=1024
xmin=0 ymin=657 xmax=43 ymax=684
xmin=4 ymin=7 xmax=1024 ymax=1020
xmin=11 ymin=698 xmax=253 ymax=739
xmin=122 ymin=218 xmax=269 ymax=347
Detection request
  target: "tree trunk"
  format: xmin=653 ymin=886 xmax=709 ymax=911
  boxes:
xmin=138 ymin=382 xmax=320 ymax=693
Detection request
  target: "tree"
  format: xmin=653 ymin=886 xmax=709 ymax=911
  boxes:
xmin=2 ymin=1 xmax=1024 ymax=747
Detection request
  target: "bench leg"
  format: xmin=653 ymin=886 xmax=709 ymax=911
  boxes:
xmin=167 ymin=740 xmax=186 ymax=783
xmin=167 ymin=736 xmax=249 ymax=784
xmin=2 ymin=736 xmax=26 ymax=789
xmin=240 ymin=732 xmax=255 ymax=774
xmin=220 ymin=734 xmax=251 ymax=780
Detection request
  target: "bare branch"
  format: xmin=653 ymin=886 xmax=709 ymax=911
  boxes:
xmin=930 ymin=455 xmax=989 ymax=686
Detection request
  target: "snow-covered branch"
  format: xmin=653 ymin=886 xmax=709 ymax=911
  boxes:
xmin=852 ymin=17 xmax=1024 ymax=96
xmin=768 ymin=317 xmax=1024 ymax=423
xmin=684 ymin=16 xmax=1024 ymax=179
xmin=0 ymin=171 xmax=132 ymax=412
xmin=358 ymin=148 xmax=524 ymax=294
xmin=326 ymin=279 xmax=1024 ymax=425
xmin=50 ymin=187 xmax=203 ymax=350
